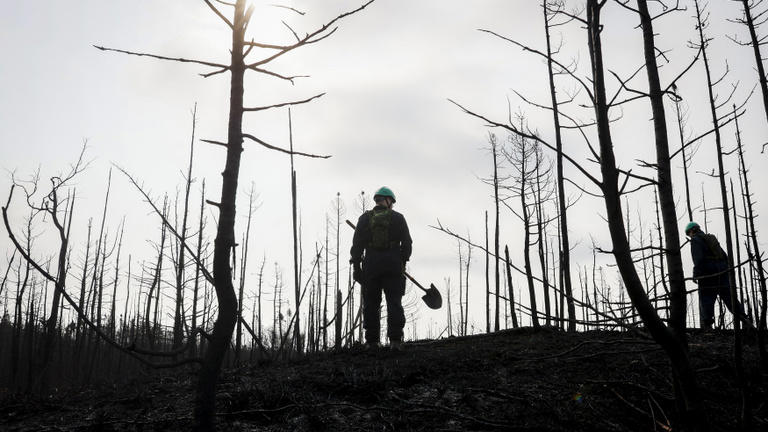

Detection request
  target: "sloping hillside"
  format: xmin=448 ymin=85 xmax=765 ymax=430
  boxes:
xmin=2 ymin=328 xmax=766 ymax=431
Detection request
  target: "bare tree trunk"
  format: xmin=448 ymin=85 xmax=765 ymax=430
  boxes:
xmin=86 ymin=169 xmax=112 ymax=382
xmin=0 ymin=251 xmax=16 ymax=305
xmin=194 ymin=3 xmax=249 ymax=428
xmin=146 ymin=198 xmax=168 ymax=349
xmin=25 ymin=282 xmax=37 ymax=391
xmin=505 ymin=245 xmax=519 ymax=328
xmin=12 ymin=223 xmax=31 ymax=390
xmin=534 ymin=148 xmax=551 ymax=327
xmin=693 ymin=1 xmax=748 ymax=426
xmin=109 ymin=220 xmax=125 ymax=339
xmin=730 ymin=180 xmax=747 ymax=310
xmin=519 ymin=142 xmax=540 ymax=329
xmin=74 ymin=219 xmax=92 ymax=376
xmin=235 ymin=185 xmax=255 ymax=364
xmin=593 ymin=2 xmax=704 ymax=429
xmin=191 ymin=181 xmax=206 ymax=357
xmin=653 ymin=189 xmax=670 ymax=317
xmin=315 ymin=244 xmax=321 ymax=351
xmin=335 ymin=194 xmax=342 ymax=349
xmin=734 ymin=104 xmax=768 ymax=369
xmin=257 ymin=255 xmax=265 ymax=343
xmin=464 ymin=235 xmax=471 ymax=336
xmin=672 ymin=87 xmax=695 ymax=222
xmin=39 ymin=189 xmax=75 ymax=388
xmin=289 ymin=109 xmax=302 ymax=354
xmin=543 ymin=1 xmax=576 ymax=331
xmin=174 ymin=104 xmax=197 ymax=350
xmin=458 ymin=240 xmax=464 ymax=335
xmin=491 ymin=134 xmax=501 ymax=332
xmin=484 ymin=211 xmax=490 ymax=333
xmin=446 ymin=278 xmax=453 ymax=335
xmin=738 ymin=0 xmax=768 ymax=125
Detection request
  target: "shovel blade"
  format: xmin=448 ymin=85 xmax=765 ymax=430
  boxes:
xmin=421 ymin=284 xmax=443 ymax=310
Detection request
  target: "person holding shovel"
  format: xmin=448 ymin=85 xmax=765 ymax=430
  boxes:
xmin=350 ymin=186 xmax=412 ymax=350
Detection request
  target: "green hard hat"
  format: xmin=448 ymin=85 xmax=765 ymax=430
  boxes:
xmin=684 ymin=221 xmax=700 ymax=234
xmin=373 ymin=186 xmax=396 ymax=203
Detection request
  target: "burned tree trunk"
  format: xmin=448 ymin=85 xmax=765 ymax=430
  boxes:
xmin=174 ymin=105 xmax=197 ymax=350
xmin=191 ymin=181 xmax=206 ymax=357
xmin=672 ymin=86 xmax=695 ymax=222
xmin=145 ymin=198 xmax=168 ymax=349
xmin=464 ymin=236 xmax=471 ymax=336
xmin=192 ymin=2 xmax=249 ymax=428
xmin=334 ymin=193 xmax=342 ymax=349
xmin=504 ymin=126 xmax=541 ymax=329
xmin=543 ymin=0 xmax=576 ymax=331
xmin=533 ymin=145 xmax=553 ymax=327
xmin=590 ymin=1 xmax=704 ymax=428
xmin=485 ymin=211 xmax=490 ymax=333
xmin=491 ymin=134 xmax=502 ymax=332
xmin=38 ymin=189 xmax=75 ymax=392
xmin=504 ymin=245 xmax=519 ymax=328
xmin=734 ymin=105 xmax=768 ymax=369
xmin=235 ymin=185 xmax=255 ymax=364
xmin=737 ymin=0 xmax=768 ymax=125
xmin=93 ymin=1 xmax=372 ymax=428
xmin=635 ymin=1 xmax=707 ymax=426
xmin=693 ymin=0 xmax=749 ymax=425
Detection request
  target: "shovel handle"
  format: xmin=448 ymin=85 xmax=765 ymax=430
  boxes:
xmin=345 ymin=219 xmax=429 ymax=294
xmin=403 ymin=272 xmax=427 ymax=293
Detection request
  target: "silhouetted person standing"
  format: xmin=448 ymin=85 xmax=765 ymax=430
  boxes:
xmin=350 ymin=187 xmax=412 ymax=350
xmin=685 ymin=222 xmax=750 ymax=329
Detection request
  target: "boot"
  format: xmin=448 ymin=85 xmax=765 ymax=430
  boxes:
xmin=364 ymin=340 xmax=380 ymax=351
xmin=389 ymin=339 xmax=403 ymax=351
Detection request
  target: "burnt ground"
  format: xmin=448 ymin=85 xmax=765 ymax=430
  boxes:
xmin=1 ymin=328 xmax=766 ymax=431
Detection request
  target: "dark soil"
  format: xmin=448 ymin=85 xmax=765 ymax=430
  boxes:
xmin=1 ymin=328 xmax=766 ymax=431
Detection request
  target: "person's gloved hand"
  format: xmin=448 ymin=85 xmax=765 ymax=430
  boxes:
xmin=353 ymin=262 xmax=363 ymax=283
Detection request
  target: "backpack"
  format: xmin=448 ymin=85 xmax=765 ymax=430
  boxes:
xmin=368 ymin=209 xmax=395 ymax=250
xmin=700 ymin=233 xmax=726 ymax=261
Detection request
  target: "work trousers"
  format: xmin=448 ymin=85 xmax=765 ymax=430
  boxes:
xmin=698 ymin=272 xmax=745 ymax=328
xmin=362 ymin=273 xmax=406 ymax=343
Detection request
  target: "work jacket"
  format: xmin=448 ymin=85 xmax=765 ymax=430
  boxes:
xmin=690 ymin=232 xmax=728 ymax=287
xmin=350 ymin=205 xmax=412 ymax=278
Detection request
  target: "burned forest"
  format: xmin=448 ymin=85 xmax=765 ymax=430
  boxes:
xmin=1 ymin=1 xmax=768 ymax=431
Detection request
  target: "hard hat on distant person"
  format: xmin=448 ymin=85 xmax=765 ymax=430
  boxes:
xmin=684 ymin=221 xmax=700 ymax=235
xmin=373 ymin=186 xmax=396 ymax=203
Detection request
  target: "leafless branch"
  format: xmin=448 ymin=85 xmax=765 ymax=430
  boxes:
xmin=2 ymin=186 xmax=202 ymax=369
xmin=243 ymin=92 xmax=325 ymax=112
xmin=203 ymin=0 xmax=234 ymax=29
xmin=242 ymin=133 xmax=331 ymax=158
xmin=478 ymin=28 xmax=595 ymax=103
xmin=246 ymin=1 xmax=375 ymax=69
xmin=271 ymin=4 xmax=306 ymax=15
xmin=93 ymin=45 xmax=228 ymax=72
xmin=114 ymin=165 xmax=215 ymax=286
xmin=448 ymin=98 xmax=602 ymax=187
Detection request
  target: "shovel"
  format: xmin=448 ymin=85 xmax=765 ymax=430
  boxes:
xmin=346 ymin=219 xmax=442 ymax=310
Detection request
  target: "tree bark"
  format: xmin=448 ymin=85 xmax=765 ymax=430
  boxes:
xmin=590 ymin=1 xmax=705 ymax=429
xmin=693 ymin=1 xmax=748 ymax=426
xmin=193 ymin=1 xmax=249 ymax=429
xmin=491 ymin=134 xmax=501 ymax=332
xmin=734 ymin=105 xmax=767 ymax=369
xmin=543 ymin=1 xmax=576 ymax=331
xmin=740 ymin=0 xmax=768 ymax=126
xmin=174 ymin=105 xmax=197 ymax=350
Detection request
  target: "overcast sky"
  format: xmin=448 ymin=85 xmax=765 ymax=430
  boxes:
xmin=1 ymin=1 xmax=766 ymax=337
